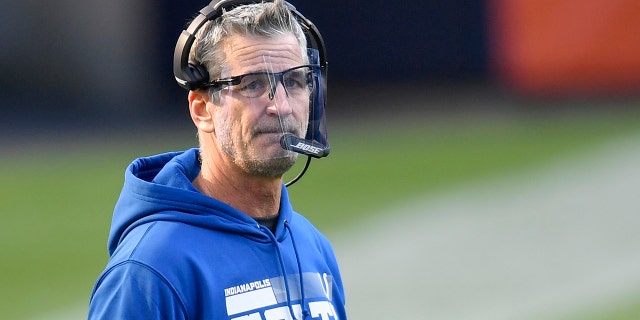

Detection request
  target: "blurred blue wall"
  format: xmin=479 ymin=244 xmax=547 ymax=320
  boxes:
xmin=154 ymin=1 xmax=488 ymax=82
xmin=0 ymin=0 xmax=488 ymax=126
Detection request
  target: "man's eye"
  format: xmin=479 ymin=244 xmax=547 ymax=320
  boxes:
xmin=284 ymin=74 xmax=307 ymax=88
xmin=240 ymin=79 xmax=266 ymax=91
xmin=284 ymin=78 xmax=301 ymax=88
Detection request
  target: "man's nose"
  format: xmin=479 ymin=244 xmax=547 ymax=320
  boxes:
xmin=266 ymin=83 xmax=293 ymax=115
xmin=267 ymin=75 xmax=289 ymax=100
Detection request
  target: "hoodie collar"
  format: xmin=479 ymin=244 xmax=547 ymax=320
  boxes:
xmin=107 ymin=148 xmax=295 ymax=254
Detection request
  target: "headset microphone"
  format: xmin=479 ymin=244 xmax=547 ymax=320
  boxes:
xmin=280 ymin=133 xmax=329 ymax=158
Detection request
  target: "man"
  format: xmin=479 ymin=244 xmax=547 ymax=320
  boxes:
xmin=88 ymin=0 xmax=346 ymax=319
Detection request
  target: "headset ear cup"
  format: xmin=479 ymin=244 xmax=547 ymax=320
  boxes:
xmin=186 ymin=62 xmax=210 ymax=89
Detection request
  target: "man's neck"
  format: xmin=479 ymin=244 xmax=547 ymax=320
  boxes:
xmin=193 ymin=162 xmax=282 ymax=219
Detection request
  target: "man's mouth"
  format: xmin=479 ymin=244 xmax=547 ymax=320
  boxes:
xmin=254 ymin=128 xmax=298 ymax=138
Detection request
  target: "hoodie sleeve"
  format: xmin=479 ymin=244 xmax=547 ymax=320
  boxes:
xmin=89 ymin=261 xmax=187 ymax=320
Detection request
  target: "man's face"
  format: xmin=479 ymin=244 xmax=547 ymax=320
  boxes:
xmin=211 ymin=33 xmax=309 ymax=177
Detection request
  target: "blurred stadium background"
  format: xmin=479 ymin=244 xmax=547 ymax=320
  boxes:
xmin=2 ymin=0 xmax=640 ymax=319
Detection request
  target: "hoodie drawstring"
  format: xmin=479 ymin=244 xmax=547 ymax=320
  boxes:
xmin=260 ymin=222 xmax=308 ymax=320
xmin=261 ymin=221 xmax=310 ymax=320
xmin=262 ymin=226 xmax=296 ymax=319
xmin=285 ymin=220 xmax=310 ymax=319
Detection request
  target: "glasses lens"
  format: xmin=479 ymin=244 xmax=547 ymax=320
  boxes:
xmin=227 ymin=66 xmax=313 ymax=99
xmin=282 ymin=67 xmax=312 ymax=97
xmin=236 ymin=74 xmax=270 ymax=98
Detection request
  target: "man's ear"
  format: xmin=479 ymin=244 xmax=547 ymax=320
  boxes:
xmin=188 ymin=90 xmax=215 ymax=133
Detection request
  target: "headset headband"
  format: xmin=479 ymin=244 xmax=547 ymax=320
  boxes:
xmin=173 ymin=0 xmax=327 ymax=91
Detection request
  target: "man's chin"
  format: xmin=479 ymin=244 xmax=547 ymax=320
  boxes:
xmin=242 ymin=155 xmax=297 ymax=178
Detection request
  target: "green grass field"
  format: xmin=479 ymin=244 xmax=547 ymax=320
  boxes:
xmin=2 ymin=111 xmax=640 ymax=319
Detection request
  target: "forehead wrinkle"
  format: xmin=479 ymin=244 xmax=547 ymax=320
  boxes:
xmin=223 ymin=35 xmax=304 ymax=73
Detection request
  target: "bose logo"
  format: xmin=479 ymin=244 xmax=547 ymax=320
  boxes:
xmin=294 ymin=142 xmax=322 ymax=155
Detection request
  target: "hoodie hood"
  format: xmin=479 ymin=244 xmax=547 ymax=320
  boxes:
xmin=106 ymin=148 xmax=294 ymax=255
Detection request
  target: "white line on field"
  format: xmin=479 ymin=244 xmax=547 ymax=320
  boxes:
xmin=332 ymin=132 xmax=640 ymax=320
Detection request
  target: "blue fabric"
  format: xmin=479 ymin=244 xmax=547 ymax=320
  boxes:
xmin=89 ymin=148 xmax=346 ymax=320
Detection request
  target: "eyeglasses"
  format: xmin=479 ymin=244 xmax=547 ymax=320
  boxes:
xmin=203 ymin=65 xmax=318 ymax=99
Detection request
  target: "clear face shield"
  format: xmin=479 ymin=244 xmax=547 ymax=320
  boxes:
xmin=206 ymin=49 xmax=329 ymax=177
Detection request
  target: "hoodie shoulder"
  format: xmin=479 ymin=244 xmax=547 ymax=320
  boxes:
xmin=89 ymin=256 xmax=188 ymax=319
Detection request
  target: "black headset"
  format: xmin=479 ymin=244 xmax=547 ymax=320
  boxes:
xmin=173 ymin=0 xmax=327 ymax=92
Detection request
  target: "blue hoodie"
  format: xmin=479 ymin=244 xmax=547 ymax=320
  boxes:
xmin=88 ymin=148 xmax=347 ymax=320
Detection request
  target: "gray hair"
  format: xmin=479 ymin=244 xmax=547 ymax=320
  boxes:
xmin=189 ymin=0 xmax=308 ymax=83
